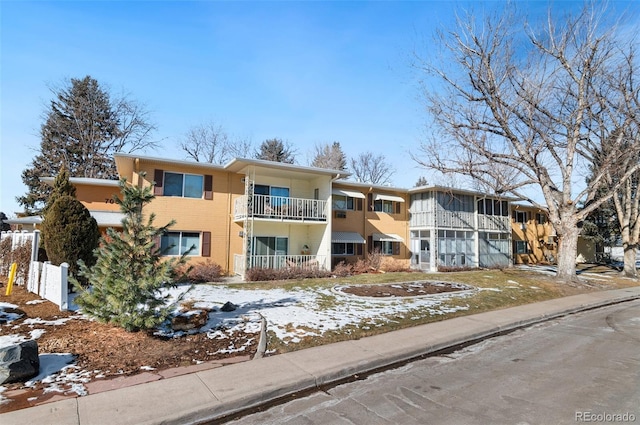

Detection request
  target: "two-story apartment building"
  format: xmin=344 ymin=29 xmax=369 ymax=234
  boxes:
xmin=49 ymin=153 xmax=521 ymax=279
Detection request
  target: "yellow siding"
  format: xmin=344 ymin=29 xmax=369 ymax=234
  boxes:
xmin=131 ymin=161 xmax=243 ymax=274
xmin=76 ymin=185 xmax=121 ymax=212
xmin=511 ymin=206 xmax=557 ymax=264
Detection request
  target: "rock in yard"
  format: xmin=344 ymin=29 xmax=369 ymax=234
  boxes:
xmin=221 ymin=301 xmax=237 ymax=312
xmin=0 ymin=340 xmax=40 ymax=384
xmin=171 ymin=309 xmax=209 ymax=331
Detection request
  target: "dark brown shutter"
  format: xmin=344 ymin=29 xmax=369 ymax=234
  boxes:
xmin=393 ymin=242 xmax=400 ymax=255
xmin=367 ymin=235 xmax=373 ymax=253
xmin=153 ymin=169 xmax=164 ymax=196
xmin=356 ymin=243 xmax=363 ymax=256
xmin=202 ymin=232 xmax=211 ymax=257
xmin=204 ymin=175 xmax=213 ymax=200
xmin=395 ymin=201 xmax=401 ymax=215
xmin=367 ymin=193 xmax=373 ymax=211
xmin=356 ymin=198 xmax=363 ymax=211
xmin=153 ymin=235 xmax=162 ymax=253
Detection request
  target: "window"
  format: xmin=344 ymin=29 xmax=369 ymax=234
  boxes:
xmin=477 ymin=199 xmax=508 ymax=216
xmin=536 ymin=213 xmax=547 ymax=224
xmin=164 ymin=172 xmax=204 ymax=198
xmin=332 ymin=243 xmax=356 ymax=255
xmin=373 ymin=241 xmax=396 ymax=255
xmin=161 ymin=232 xmax=200 ymax=256
xmin=514 ymin=211 xmax=528 ymax=224
xmin=253 ymin=236 xmax=288 ymax=256
xmin=437 ymin=192 xmax=474 ymax=212
xmin=332 ymin=195 xmax=354 ymax=211
xmin=374 ymin=199 xmax=395 ymax=213
xmin=255 ymin=185 xmax=290 ymax=206
xmin=514 ymin=240 xmax=531 ymax=254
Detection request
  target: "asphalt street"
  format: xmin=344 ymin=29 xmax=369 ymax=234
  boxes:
xmin=228 ymin=300 xmax=640 ymax=425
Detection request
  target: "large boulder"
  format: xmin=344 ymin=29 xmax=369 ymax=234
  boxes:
xmin=0 ymin=340 xmax=40 ymax=384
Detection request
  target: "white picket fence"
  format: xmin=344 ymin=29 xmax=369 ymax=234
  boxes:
xmin=1 ymin=230 xmax=69 ymax=310
xmin=27 ymin=261 xmax=69 ymax=310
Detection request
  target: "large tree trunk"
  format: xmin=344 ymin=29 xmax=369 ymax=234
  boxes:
xmin=555 ymin=223 xmax=580 ymax=282
xmin=622 ymin=244 xmax=638 ymax=278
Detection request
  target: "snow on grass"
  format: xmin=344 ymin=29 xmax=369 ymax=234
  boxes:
xmin=164 ymin=283 xmax=473 ymax=343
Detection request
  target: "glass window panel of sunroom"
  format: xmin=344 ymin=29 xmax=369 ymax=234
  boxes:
xmin=183 ymin=175 xmax=203 ymax=198
xmin=164 ymin=173 xmax=184 ymax=197
xmin=181 ymin=233 xmax=200 ymax=255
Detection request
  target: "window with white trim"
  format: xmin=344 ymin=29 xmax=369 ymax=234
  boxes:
xmin=164 ymin=172 xmax=204 ymax=198
xmin=373 ymin=241 xmax=396 ymax=255
xmin=161 ymin=232 xmax=200 ymax=256
xmin=514 ymin=240 xmax=531 ymax=254
xmin=332 ymin=243 xmax=356 ymax=255
xmin=374 ymin=199 xmax=395 ymax=213
xmin=332 ymin=195 xmax=354 ymax=210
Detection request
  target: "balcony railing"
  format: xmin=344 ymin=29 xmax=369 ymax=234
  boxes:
xmin=233 ymin=254 xmax=327 ymax=276
xmin=234 ymin=195 xmax=327 ymax=222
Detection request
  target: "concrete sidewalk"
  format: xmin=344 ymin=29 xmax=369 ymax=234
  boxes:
xmin=3 ymin=286 xmax=640 ymax=425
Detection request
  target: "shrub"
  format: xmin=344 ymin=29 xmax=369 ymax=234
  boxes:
xmin=0 ymin=238 xmax=32 ymax=282
xmin=367 ymin=249 xmax=382 ymax=271
xmin=245 ymin=266 xmax=332 ymax=282
xmin=0 ymin=237 xmax=11 ymax=274
xmin=380 ymin=258 xmax=412 ymax=273
xmin=42 ymin=195 xmax=99 ymax=287
xmin=332 ymin=261 xmax=353 ymax=277
xmin=437 ymin=265 xmax=478 ymax=272
xmin=186 ymin=260 xmax=223 ymax=283
xmin=352 ymin=258 xmax=371 ymax=274
xmin=12 ymin=242 xmax=33 ymax=284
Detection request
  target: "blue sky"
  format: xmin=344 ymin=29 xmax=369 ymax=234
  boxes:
xmin=1 ymin=1 xmax=636 ymax=216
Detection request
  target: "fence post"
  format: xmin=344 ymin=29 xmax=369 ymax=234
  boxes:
xmin=40 ymin=261 xmax=50 ymax=298
xmin=59 ymin=262 xmax=69 ymax=311
xmin=31 ymin=230 xmax=40 ymax=262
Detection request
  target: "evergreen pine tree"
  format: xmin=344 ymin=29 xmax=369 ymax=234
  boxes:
xmin=255 ymin=138 xmax=296 ymax=163
xmin=19 ymin=76 xmax=156 ymax=213
xmin=43 ymin=167 xmax=77 ymax=216
xmin=74 ymin=177 xmax=189 ymax=332
xmin=311 ymin=142 xmax=348 ymax=171
xmin=0 ymin=212 xmax=10 ymax=232
xmin=41 ymin=194 xmax=99 ymax=286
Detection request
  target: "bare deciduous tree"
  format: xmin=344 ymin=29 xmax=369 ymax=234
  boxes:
xmin=350 ymin=151 xmax=395 ymax=185
xmin=181 ymin=121 xmax=231 ymax=164
xmin=180 ymin=121 xmax=255 ymax=164
xmin=599 ymin=127 xmax=640 ymax=277
xmin=411 ymin=3 xmax=640 ymax=282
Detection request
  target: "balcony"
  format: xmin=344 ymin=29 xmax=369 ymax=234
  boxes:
xmin=234 ymin=254 xmax=328 ymax=276
xmin=234 ymin=195 xmax=328 ymax=222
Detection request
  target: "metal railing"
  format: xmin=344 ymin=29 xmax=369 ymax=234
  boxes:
xmin=234 ymin=254 xmax=327 ymax=275
xmin=234 ymin=195 xmax=327 ymax=221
